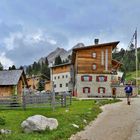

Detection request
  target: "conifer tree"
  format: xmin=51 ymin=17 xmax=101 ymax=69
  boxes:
xmin=0 ymin=62 xmax=3 ymax=70
xmin=38 ymin=79 xmax=45 ymax=91
xmin=54 ymin=55 xmax=62 ymax=65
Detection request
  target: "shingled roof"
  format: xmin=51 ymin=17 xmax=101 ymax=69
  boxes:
xmin=0 ymin=70 xmax=24 ymax=86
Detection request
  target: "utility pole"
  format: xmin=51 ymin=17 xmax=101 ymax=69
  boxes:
xmin=135 ymin=29 xmax=138 ymax=95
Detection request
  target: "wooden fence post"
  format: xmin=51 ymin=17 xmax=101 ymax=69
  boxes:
xmin=70 ymin=92 xmax=72 ymax=105
xmin=52 ymin=91 xmax=55 ymax=111
xmin=61 ymin=95 xmax=63 ymax=107
xmin=64 ymin=94 xmax=66 ymax=107
xmin=22 ymin=87 xmax=26 ymax=110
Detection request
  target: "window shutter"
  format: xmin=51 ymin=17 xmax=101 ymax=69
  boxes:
xmin=89 ymin=76 xmax=92 ymax=81
xmin=83 ymin=88 xmax=85 ymax=93
xmin=88 ymin=87 xmax=90 ymax=93
xmin=96 ymin=76 xmax=99 ymax=82
xmin=104 ymin=76 xmax=107 ymax=81
xmin=103 ymin=88 xmax=106 ymax=93
xmin=98 ymin=87 xmax=100 ymax=93
xmin=81 ymin=76 xmax=84 ymax=81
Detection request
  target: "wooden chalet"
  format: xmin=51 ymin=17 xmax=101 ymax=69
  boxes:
xmin=72 ymin=40 xmax=122 ymax=97
xmin=0 ymin=70 xmax=28 ymax=96
xmin=27 ymin=75 xmax=40 ymax=91
xmin=45 ymin=81 xmax=51 ymax=92
xmin=27 ymin=74 xmax=51 ymax=92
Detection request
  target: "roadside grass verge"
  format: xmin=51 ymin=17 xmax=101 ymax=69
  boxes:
xmin=0 ymin=99 xmax=120 ymax=140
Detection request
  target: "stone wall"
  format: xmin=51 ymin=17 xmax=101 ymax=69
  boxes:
xmin=112 ymin=85 xmax=138 ymax=97
xmin=76 ymin=74 xmax=112 ymax=98
xmin=75 ymin=74 xmax=138 ymax=98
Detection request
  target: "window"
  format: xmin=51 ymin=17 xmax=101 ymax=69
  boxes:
xmin=62 ymin=75 xmax=64 ymax=78
xmin=81 ymin=75 xmax=92 ymax=81
xmin=98 ymin=87 xmax=105 ymax=94
xmin=54 ymin=84 xmax=56 ymax=88
xmin=66 ymin=83 xmax=68 ymax=87
xmin=92 ymin=52 xmax=96 ymax=58
xmin=96 ymin=76 xmax=107 ymax=82
xmin=58 ymin=76 xmax=60 ymax=79
xmin=66 ymin=75 xmax=68 ymax=78
xmin=54 ymin=76 xmax=56 ymax=80
xmin=60 ymin=84 xmax=62 ymax=87
xmin=92 ymin=64 xmax=97 ymax=70
xmin=83 ymin=87 xmax=90 ymax=93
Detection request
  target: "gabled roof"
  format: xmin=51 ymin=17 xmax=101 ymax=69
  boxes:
xmin=72 ymin=41 xmax=120 ymax=64
xmin=73 ymin=41 xmax=120 ymax=51
xmin=27 ymin=74 xmax=50 ymax=80
xmin=0 ymin=70 xmax=25 ymax=86
xmin=112 ymin=59 xmax=123 ymax=69
xmin=50 ymin=62 xmax=71 ymax=68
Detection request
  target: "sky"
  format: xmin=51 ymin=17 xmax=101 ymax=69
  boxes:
xmin=0 ymin=0 xmax=139 ymax=68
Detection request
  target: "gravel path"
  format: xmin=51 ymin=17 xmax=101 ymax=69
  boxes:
xmin=70 ymin=98 xmax=140 ymax=140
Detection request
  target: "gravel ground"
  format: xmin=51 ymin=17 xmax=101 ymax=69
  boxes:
xmin=70 ymin=98 xmax=140 ymax=140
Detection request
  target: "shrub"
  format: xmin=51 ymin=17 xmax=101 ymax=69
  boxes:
xmin=0 ymin=116 xmax=6 ymax=125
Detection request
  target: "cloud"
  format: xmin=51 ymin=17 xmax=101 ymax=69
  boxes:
xmin=0 ymin=0 xmax=140 ymax=68
xmin=2 ymin=29 xmax=61 ymax=67
xmin=0 ymin=52 xmax=14 ymax=69
xmin=0 ymin=22 xmax=22 ymax=40
xmin=0 ymin=23 xmax=66 ymax=68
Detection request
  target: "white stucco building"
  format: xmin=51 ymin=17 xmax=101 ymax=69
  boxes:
xmin=50 ymin=63 xmax=73 ymax=93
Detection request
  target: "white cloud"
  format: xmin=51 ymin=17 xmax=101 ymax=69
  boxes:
xmin=0 ymin=52 xmax=14 ymax=69
xmin=1 ymin=29 xmax=59 ymax=67
xmin=3 ymin=32 xmax=23 ymax=50
xmin=46 ymin=37 xmax=57 ymax=45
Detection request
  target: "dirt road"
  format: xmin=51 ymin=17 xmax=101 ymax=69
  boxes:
xmin=70 ymin=98 xmax=140 ymax=140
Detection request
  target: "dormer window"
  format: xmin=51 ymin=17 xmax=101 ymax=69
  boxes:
xmin=92 ymin=52 xmax=96 ymax=58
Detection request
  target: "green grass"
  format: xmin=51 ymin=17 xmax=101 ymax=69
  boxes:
xmin=0 ymin=99 xmax=120 ymax=140
xmin=126 ymin=70 xmax=140 ymax=81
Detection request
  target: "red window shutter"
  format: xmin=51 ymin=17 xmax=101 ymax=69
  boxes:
xmin=96 ymin=76 xmax=99 ymax=82
xmin=103 ymin=88 xmax=105 ymax=93
xmin=83 ymin=88 xmax=85 ymax=93
xmin=89 ymin=76 xmax=92 ymax=81
xmin=98 ymin=88 xmax=100 ymax=93
xmin=81 ymin=76 xmax=84 ymax=81
xmin=104 ymin=76 xmax=107 ymax=82
xmin=88 ymin=87 xmax=90 ymax=93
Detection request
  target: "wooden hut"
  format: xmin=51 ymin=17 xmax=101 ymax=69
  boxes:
xmin=0 ymin=70 xmax=28 ymax=96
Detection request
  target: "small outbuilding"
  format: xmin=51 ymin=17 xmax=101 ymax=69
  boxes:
xmin=0 ymin=70 xmax=28 ymax=96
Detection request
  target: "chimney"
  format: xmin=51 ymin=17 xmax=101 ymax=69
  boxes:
xmin=94 ymin=38 xmax=99 ymax=45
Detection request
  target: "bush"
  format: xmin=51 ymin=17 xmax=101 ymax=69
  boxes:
xmin=0 ymin=116 xmax=6 ymax=125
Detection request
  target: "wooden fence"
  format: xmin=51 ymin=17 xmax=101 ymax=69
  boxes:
xmin=0 ymin=93 xmax=72 ymax=110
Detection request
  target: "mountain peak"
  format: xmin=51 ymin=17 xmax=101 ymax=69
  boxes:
xmin=73 ymin=43 xmax=85 ymax=49
xmin=38 ymin=47 xmax=68 ymax=64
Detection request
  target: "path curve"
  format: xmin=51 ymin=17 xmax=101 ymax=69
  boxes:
xmin=70 ymin=98 xmax=140 ymax=140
